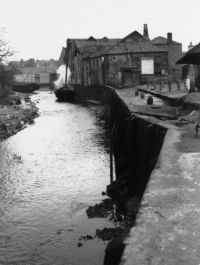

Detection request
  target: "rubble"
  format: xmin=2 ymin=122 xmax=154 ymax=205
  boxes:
xmin=0 ymin=92 xmax=39 ymax=141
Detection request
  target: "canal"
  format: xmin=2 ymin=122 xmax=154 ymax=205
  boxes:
xmin=0 ymin=90 xmax=113 ymax=265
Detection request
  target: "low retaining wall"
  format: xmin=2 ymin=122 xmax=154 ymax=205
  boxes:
xmin=106 ymin=86 xmax=167 ymax=199
xmin=104 ymin=86 xmax=200 ymax=265
xmin=77 ymin=84 xmax=200 ymax=264
xmin=121 ymin=125 xmax=200 ymax=265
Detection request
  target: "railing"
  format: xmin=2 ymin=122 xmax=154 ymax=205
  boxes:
xmin=146 ymin=77 xmax=187 ymax=93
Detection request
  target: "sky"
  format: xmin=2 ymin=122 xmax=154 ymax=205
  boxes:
xmin=0 ymin=0 xmax=200 ymax=61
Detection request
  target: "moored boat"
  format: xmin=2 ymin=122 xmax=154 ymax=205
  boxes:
xmin=54 ymin=84 xmax=76 ymax=102
xmin=12 ymin=83 xmax=40 ymax=93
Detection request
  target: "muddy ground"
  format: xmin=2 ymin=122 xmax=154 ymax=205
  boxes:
xmin=0 ymin=92 xmax=39 ymax=141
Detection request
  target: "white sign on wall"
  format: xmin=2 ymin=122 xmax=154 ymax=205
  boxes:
xmin=141 ymin=58 xmax=154 ymax=74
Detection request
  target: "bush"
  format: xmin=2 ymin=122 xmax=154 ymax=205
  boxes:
xmin=0 ymin=64 xmax=14 ymax=97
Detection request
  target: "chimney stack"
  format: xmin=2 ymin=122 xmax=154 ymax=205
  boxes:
xmin=143 ymin=24 xmax=149 ymax=41
xmin=188 ymin=42 xmax=194 ymax=50
xmin=167 ymin=33 xmax=172 ymax=44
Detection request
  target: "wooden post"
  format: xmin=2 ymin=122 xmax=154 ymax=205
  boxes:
xmin=110 ymin=140 xmax=113 ymax=184
xmin=160 ymin=78 xmax=162 ymax=91
xmin=109 ymin=105 xmax=114 ymax=184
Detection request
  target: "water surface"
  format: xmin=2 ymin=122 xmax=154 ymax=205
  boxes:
xmin=0 ymin=90 xmax=111 ymax=265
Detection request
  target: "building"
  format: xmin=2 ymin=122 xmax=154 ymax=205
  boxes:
xmin=62 ymin=25 xmax=182 ymax=89
xmin=177 ymin=42 xmax=200 ymax=90
xmin=58 ymin=47 xmax=66 ymax=67
xmin=87 ymin=27 xmax=168 ymax=88
xmin=10 ymin=59 xmax=58 ymax=86
xmin=152 ymin=33 xmax=183 ymax=78
xmin=65 ymin=37 xmax=120 ymax=86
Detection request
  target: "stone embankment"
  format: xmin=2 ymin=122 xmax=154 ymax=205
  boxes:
xmin=0 ymin=92 xmax=38 ymax=141
xmin=101 ymin=86 xmax=200 ymax=265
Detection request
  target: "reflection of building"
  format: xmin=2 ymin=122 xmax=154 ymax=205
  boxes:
xmin=10 ymin=59 xmax=58 ymax=85
xmin=61 ymin=25 xmax=182 ymax=89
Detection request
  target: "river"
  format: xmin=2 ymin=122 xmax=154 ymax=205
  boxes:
xmin=0 ymin=90 xmax=113 ymax=265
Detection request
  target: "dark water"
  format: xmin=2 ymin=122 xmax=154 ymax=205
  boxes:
xmin=0 ymin=91 xmax=112 ymax=265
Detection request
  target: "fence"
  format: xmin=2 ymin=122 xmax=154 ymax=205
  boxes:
xmin=146 ymin=77 xmax=188 ymax=93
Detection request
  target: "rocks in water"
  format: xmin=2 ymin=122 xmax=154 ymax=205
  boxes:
xmin=106 ymin=171 xmax=130 ymax=202
xmin=79 ymin=234 xmax=94 ymax=241
xmin=96 ymin=227 xmax=125 ymax=241
xmin=86 ymin=198 xmax=114 ymax=218
xmin=77 ymin=242 xmax=83 ymax=247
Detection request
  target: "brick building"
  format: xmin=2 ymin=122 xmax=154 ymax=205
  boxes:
xmin=62 ymin=25 xmax=182 ymax=89
xmin=152 ymin=33 xmax=182 ymax=78
xmin=87 ymin=28 xmax=168 ymax=88
xmin=65 ymin=37 xmax=120 ymax=86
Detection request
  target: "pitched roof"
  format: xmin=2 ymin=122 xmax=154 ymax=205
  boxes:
xmin=67 ymin=38 xmax=121 ymax=58
xmin=90 ymin=31 xmax=167 ymax=58
xmin=67 ymin=38 xmax=120 ymax=49
xmin=176 ymin=42 xmax=200 ymax=64
xmin=152 ymin=36 xmax=181 ymax=45
xmin=58 ymin=47 xmax=66 ymax=66
xmin=104 ymin=41 xmax=167 ymax=55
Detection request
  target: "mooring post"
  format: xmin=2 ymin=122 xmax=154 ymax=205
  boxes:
xmin=110 ymin=140 xmax=113 ymax=184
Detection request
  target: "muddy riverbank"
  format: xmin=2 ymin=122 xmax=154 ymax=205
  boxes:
xmin=0 ymin=92 xmax=39 ymax=141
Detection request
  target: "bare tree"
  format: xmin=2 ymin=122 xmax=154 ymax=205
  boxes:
xmin=0 ymin=28 xmax=14 ymax=63
xmin=0 ymin=28 xmax=15 ymax=97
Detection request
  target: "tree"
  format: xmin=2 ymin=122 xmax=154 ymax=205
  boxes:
xmin=0 ymin=28 xmax=14 ymax=63
xmin=0 ymin=28 xmax=15 ymax=97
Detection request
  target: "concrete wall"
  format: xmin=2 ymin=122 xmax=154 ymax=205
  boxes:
xmin=106 ymin=87 xmax=167 ymax=197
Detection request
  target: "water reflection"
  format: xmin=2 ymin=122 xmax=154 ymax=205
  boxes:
xmin=0 ymin=91 xmax=111 ymax=265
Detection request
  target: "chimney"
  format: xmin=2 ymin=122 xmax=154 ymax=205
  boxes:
xmin=188 ymin=42 xmax=194 ymax=50
xmin=143 ymin=24 xmax=149 ymax=41
xmin=167 ymin=33 xmax=172 ymax=44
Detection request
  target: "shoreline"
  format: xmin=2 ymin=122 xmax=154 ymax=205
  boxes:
xmin=0 ymin=92 xmax=39 ymax=141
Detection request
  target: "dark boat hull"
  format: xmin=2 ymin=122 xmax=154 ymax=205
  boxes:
xmin=12 ymin=83 xmax=40 ymax=93
xmin=54 ymin=85 xmax=76 ymax=102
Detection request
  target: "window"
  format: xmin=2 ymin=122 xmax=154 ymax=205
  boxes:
xmin=141 ymin=57 xmax=154 ymax=74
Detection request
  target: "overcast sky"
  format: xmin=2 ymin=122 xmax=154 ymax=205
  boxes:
xmin=0 ymin=0 xmax=199 ymax=61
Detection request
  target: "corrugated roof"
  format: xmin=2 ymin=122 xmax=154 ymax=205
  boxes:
xmin=152 ymin=36 xmax=181 ymax=45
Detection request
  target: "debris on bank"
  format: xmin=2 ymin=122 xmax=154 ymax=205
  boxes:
xmin=0 ymin=92 xmax=39 ymax=141
xmin=178 ymin=91 xmax=200 ymax=109
xmin=86 ymin=198 xmax=114 ymax=218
